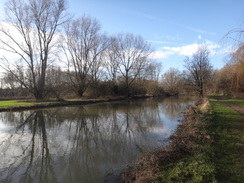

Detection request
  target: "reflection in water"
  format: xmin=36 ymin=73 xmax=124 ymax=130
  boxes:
xmin=0 ymin=97 xmax=195 ymax=183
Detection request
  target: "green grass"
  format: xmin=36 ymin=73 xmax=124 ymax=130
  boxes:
xmin=0 ymin=98 xmax=108 ymax=110
xmin=208 ymin=94 xmax=244 ymax=108
xmin=158 ymin=153 xmax=216 ymax=183
xmin=0 ymin=100 xmax=57 ymax=109
xmin=0 ymin=100 xmax=36 ymax=108
xmin=209 ymin=97 xmax=244 ymax=183
xmin=152 ymin=102 xmax=218 ymax=183
xmin=155 ymin=96 xmax=244 ymax=183
xmin=228 ymin=99 xmax=244 ymax=108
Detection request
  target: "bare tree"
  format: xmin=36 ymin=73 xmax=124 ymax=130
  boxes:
xmin=45 ymin=66 xmax=68 ymax=99
xmin=223 ymin=20 xmax=243 ymax=46
xmin=0 ymin=0 xmax=68 ymax=99
xmin=61 ymin=15 xmax=108 ymax=97
xmin=184 ymin=46 xmax=213 ymax=97
xmin=140 ymin=62 xmax=162 ymax=96
xmin=162 ymin=68 xmax=182 ymax=96
xmin=230 ymin=44 xmax=244 ymax=92
xmin=3 ymin=72 xmax=19 ymax=91
xmin=220 ymin=21 xmax=244 ymax=96
xmin=115 ymin=33 xmax=152 ymax=97
xmin=105 ymin=36 xmax=120 ymax=82
xmin=144 ymin=61 xmax=162 ymax=82
xmin=89 ymin=34 xmax=108 ymax=84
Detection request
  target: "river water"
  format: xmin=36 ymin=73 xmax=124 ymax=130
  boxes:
xmin=0 ymin=97 xmax=195 ymax=183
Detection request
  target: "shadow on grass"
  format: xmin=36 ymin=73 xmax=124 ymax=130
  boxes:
xmin=209 ymin=99 xmax=244 ymax=183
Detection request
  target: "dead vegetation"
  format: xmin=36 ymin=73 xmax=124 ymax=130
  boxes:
xmin=122 ymin=98 xmax=215 ymax=182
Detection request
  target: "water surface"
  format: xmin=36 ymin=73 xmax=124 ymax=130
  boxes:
xmin=0 ymin=97 xmax=195 ymax=183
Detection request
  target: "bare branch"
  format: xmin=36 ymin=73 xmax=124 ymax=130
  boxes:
xmin=0 ymin=0 xmax=68 ymax=99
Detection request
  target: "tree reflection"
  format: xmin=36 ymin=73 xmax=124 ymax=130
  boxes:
xmin=0 ymin=97 xmax=194 ymax=183
xmin=160 ymin=97 xmax=195 ymax=120
xmin=0 ymin=110 xmax=57 ymax=183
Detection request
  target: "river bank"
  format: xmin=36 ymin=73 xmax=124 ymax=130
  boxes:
xmin=122 ymin=96 xmax=244 ymax=182
xmin=122 ymin=98 xmax=215 ymax=182
xmin=208 ymin=96 xmax=244 ymax=182
xmin=1 ymin=95 xmax=243 ymax=182
xmin=0 ymin=96 xmax=153 ymax=112
xmin=0 ymin=96 xmax=194 ymax=183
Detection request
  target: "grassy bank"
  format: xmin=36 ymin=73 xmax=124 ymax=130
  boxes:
xmin=123 ymin=96 xmax=244 ymax=182
xmin=123 ymin=98 xmax=216 ymax=182
xmin=0 ymin=98 xmax=110 ymax=111
xmin=0 ymin=96 xmax=151 ymax=111
xmin=209 ymin=96 xmax=244 ymax=182
xmin=0 ymin=99 xmax=56 ymax=108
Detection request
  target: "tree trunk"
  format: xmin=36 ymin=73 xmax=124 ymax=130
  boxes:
xmin=34 ymin=89 xmax=44 ymax=100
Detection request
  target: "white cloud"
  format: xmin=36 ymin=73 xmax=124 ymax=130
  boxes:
xmin=217 ymin=45 xmax=235 ymax=55
xmin=150 ymin=41 xmax=226 ymax=60
xmin=163 ymin=43 xmax=200 ymax=56
xmin=0 ymin=21 xmax=61 ymax=57
xmin=150 ymin=50 xmax=173 ymax=59
xmin=198 ymin=35 xmax=202 ymax=40
xmin=0 ymin=21 xmax=63 ymax=75
xmin=0 ymin=22 xmax=25 ymax=60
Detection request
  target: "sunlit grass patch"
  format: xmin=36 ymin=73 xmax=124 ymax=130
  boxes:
xmin=210 ymin=98 xmax=244 ymax=127
xmin=0 ymin=100 xmax=57 ymax=109
xmin=208 ymin=95 xmax=244 ymax=108
xmin=0 ymin=100 xmax=33 ymax=108
xmin=0 ymin=98 xmax=109 ymax=110
xmin=228 ymin=99 xmax=244 ymax=108
xmin=209 ymin=98 xmax=244 ymax=182
xmin=158 ymin=153 xmax=216 ymax=183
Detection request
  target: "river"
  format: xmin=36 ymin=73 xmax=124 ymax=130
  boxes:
xmin=0 ymin=97 xmax=195 ymax=183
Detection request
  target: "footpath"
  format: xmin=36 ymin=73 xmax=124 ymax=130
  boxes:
xmin=209 ymin=96 xmax=244 ymax=183
xmin=212 ymin=95 xmax=244 ymax=115
xmin=220 ymin=101 xmax=244 ymax=115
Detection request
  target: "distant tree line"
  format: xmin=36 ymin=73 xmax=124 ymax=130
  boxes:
xmin=161 ymin=40 xmax=244 ymax=98
xmin=0 ymin=0 xmax=243 ymax=99
xmin=0 ymin=0 xmax=162 ymax=99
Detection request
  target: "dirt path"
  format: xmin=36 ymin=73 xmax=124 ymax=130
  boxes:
xmin=211 ymin=96 xmax=244 ymax=116
xmin=219 ymin=101 xmax=244 ymax=116
xmin=213 ymin=97 xmax=244 ymax=116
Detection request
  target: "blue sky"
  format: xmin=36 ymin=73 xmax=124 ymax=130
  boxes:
xmin=68 ymin=0 xmax=244 ymax=71
xmin=0 ymin=0 xmax=243 ymax=72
